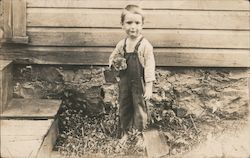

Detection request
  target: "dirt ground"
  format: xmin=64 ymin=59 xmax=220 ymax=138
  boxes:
xmin=51 ymin=117 xmax=250 ymax=158
xmin=178 ymin=119 xmax=250 ymax=158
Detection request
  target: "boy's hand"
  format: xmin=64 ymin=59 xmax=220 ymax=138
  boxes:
xmin=108 ymin=59 xmax=113 ymax=69
xmin=144 ymin=82 xmax=153 ymax=100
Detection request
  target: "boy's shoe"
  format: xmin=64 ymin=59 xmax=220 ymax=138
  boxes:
xmin=119 ymin=133 xmax=128 ymax=145
xmin=136 ymin=134 xmax=145 ymax=150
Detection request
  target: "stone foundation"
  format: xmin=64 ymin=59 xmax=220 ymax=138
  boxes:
xmin=13 ymin=65 xmax=249 ymax=119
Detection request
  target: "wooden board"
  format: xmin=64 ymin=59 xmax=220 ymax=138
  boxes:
xmin=154 ymin=48 xmax=250 ymax=67
xmin=12 ymin=0 xmax=29 ymax=43
xmin=27 ymin=0 xmax=250 ymax=11
xmin=0 ymin=60 xmax=12 ymax=70
xmin=0 ymin=46 xmax=249 ymax=67
xmin=27 ymin=8 xmax=250 ymax=30
xmin=27 ymin=28 xmax=250 ymax=49
xmin=1 ymin=136 xmax=44 ymax=158
xmin=37 ymin=119 xmax=59 ymax=158
xmin=1 ymin=98 xmax=61 ymax=119
xmin=0 ymin=119 xmax=54 ymax=158
xmin=3 ymin=0 xmax=12 ymax=38
xmin=12 ymin=0 xmax=27 ymax=37
xmin=0 ymin=60 xmax=12 ymax=114
xmin=143 ymin=129 xmax=169 ymax=158
xmin=1 ymin=119 xmax=53 ymax=136
xmin=0 ymin=0 xmax=3 ymax=30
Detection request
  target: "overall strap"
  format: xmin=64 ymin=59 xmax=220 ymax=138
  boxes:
xmin=134 ymin=36 xmax=144 ymax=53
xmin=123 ymin=36 xmax=144 ymax=54
xmin=123 ymin=38 xmax=127 ymax=54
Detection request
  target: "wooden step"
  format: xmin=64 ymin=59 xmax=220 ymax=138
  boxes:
xmin=0 ymin=119 xmax=59 ymax=158
xmin=0 ymin=60 xmax=13 ymax=114
xmin=0 ymin=98 xmax=61 ymax=158
xmin=0 ymin=98 xmax=61 ymax=119
xmin=143 ymin=129 xmax=170 ymax=158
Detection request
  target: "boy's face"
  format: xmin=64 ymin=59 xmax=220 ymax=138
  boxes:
xmin=122 ymin=13 xmax=143 ymax=39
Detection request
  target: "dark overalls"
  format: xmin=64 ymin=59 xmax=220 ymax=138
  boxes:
xmin=119 ymin=37 xmax=148 ymax=132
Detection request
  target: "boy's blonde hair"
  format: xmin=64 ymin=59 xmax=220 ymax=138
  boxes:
xmin=121 ymin=5 xmax=145 ymax=24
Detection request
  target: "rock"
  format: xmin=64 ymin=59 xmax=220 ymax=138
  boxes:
xmin=61 ymin=69 xmax=75 ymax=82
xmin=178 ymin=96 xmax=205 ymax=117
xmin=167 ymin=76 xmax=176 ymax=83
xmin=33 ymin=66 xmax=63 ymax=83
xmin=74 ymin=69 xmax=92 ymax=83
xmin=172 ymin=106 xmax=188 ymax=118
xmin=101 ymin=84 xmax=118 ymax=107
xmin=14 ymin=82 xmax=45 ymax=98
xmin=70 ymin=85 xmax=105 ymax=115
xmin=228 ymin=69 xmax=248 ymax=79
xmin=151 ymin=93 xmax=163 ymax=102
xmin=0 ymin=29 xmax=3 ymax=47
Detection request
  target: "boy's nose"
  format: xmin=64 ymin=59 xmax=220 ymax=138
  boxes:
xmin=131 ymin=23 xmax=136 ymax=28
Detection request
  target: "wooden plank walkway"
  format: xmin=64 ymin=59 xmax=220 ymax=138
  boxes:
xmin=0 ymin=119 xmax=54 ymax=158
xmin=0 ymin=98 xmax=61 ymax=158
xmin=1 ymin=99 xmax=61 ymax=119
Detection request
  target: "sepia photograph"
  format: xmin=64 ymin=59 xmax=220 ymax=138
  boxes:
xmin=0 ymin=0 xmax=249 ymax=157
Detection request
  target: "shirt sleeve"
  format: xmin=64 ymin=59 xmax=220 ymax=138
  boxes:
xmin=109 ymin=40 xmax=124 ymax=65
xmin=144 ymin=42 xmax=156 ymax=82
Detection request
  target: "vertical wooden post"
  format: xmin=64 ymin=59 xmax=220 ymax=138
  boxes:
xmin=3 ymin=0 xmax=12 ymax=39
xmin=2 ymin=0 xmax=28 ymax=43
xmin=0 ymin=0 xmax=4 ymax=29
xmin=0 ymin=60 xmax=13 ymax=114
xmin=12 ymin=0 xmax=28 ymax=43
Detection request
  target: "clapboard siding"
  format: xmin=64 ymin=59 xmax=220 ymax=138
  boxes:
xmin=1 ymin=46 xmax=249 ymax=67
xmin=1 ymin=0 xmax=250 ymax=67
xmin=27 ymin=28 xmax=250 ymax=49
xmin=27 ymin=8 xmax=250 ymax=30
xmin=27 ymin=0 xmax=250 ymax=11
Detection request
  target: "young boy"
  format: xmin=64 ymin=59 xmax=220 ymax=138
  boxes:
xmin=109 ymin=4 xmax=155 ymax=142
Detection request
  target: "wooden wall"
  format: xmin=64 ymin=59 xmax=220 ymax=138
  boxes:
xmin=0 ymin=0 xmax=3 ymax=41
xmin=0 ymin=0 xmax=250 ymax=67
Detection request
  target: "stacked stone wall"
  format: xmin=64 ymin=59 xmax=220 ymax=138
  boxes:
xmin=13 ymin=65 xmax=249 ymax=118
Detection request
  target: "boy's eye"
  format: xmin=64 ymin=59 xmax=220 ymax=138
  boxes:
xmin=125 ymin=21 xmax=141 ymax=25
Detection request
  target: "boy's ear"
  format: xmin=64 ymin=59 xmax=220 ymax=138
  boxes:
xmin=121 ymin=23 xmax=125 ymax=29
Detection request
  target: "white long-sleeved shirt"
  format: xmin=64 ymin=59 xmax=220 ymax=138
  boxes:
xmin=109 ymin=37 xmax=156 ymax=83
